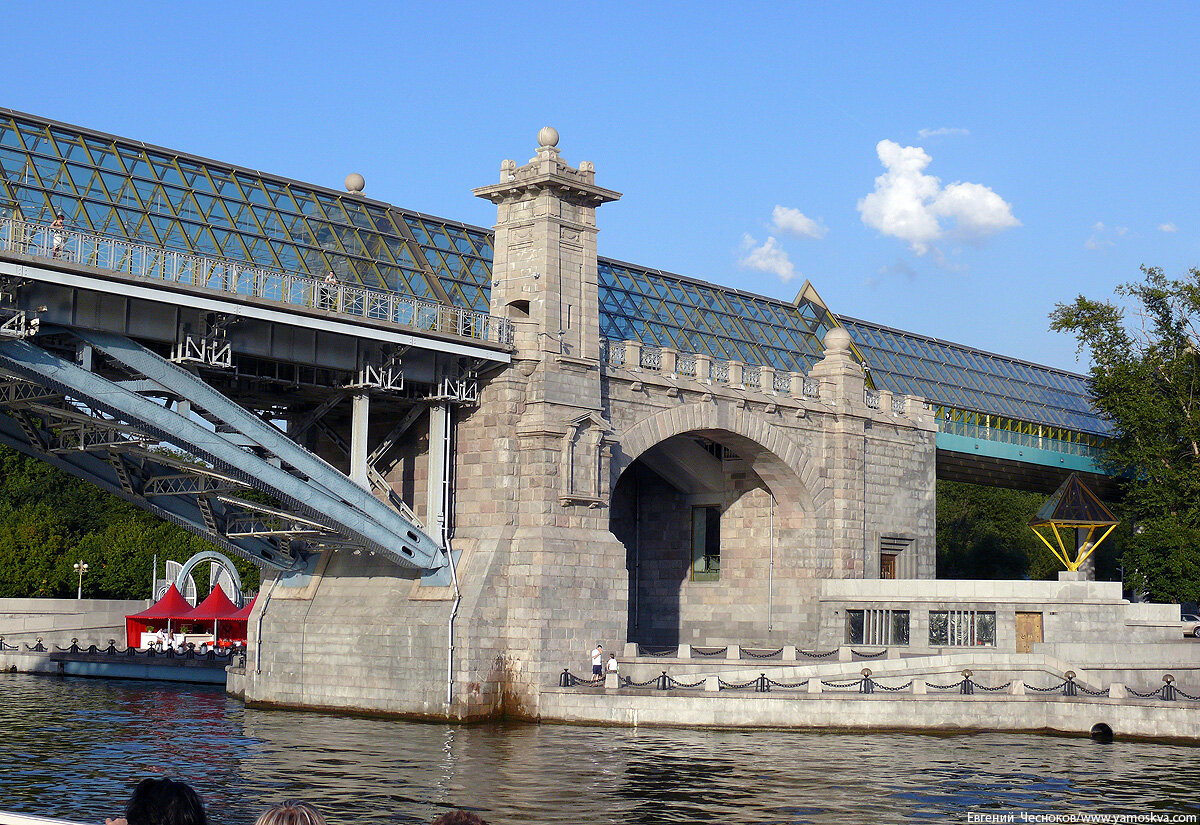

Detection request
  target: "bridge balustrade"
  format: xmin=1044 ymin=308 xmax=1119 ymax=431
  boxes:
xmin=0 ymin=218 xmax=513 ymax=348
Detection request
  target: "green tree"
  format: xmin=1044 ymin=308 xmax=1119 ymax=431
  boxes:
xmin=0 ymin=445 xmax=260 ymax=599
xmin=938 ymin=480 xmax=1048 ymax=579
xmin=1050 ymin=266 xmax=1200 ymax=603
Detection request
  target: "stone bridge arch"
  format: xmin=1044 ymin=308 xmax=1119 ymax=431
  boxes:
xmin=608 ymin=401 xmax=834 ymax=648
xmin=610 ymin=402 xmax=828 ymax=514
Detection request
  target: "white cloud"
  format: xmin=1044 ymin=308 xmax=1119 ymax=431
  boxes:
xmin=918 ymin=127 xmax=970 ymax=139
xmin=1085 ymin=222 xmax=1129 ymax=250
xmin=1159 ymin=222 xmax=1178 ymax=233
xmin=771 ymin=205 xmax=828 ymax=239
xmin=738 ymin=234 xmax=796 ymax=281
xmin=858 ymin=139 xmax=1020 ymax=255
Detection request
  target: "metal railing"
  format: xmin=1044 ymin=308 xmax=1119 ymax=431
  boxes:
xmin=941 ymin=417 xmax=1104 ymax=459
xmin=0 ymin=218 xmax=513 ymax=348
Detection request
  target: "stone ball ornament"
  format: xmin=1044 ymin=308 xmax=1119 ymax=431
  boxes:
xmin=537 ymin=126 xmax=560 ymax=148
xmin=344 ymin=173 xmax=365 ymax=193
xmin=823 ymin=326 xmax=852 ymax=353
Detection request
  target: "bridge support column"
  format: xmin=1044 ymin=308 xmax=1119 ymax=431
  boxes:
xmin=427 ymin=402 xmax=449 ymax=545
xmin=350 ymin=392 xmax=370 ymax=490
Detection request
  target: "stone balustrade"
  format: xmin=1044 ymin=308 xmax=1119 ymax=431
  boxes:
xmin=600 ymin=337 xmax=917 ymax=412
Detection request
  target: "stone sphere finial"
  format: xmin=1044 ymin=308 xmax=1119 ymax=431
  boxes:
xmin=344 ymin=173 xmax=365 ymax=193
xmin=537 ymin=126 xmax=560 ymax=148
xmin=823 ymin=327 xmax=852 ymax=354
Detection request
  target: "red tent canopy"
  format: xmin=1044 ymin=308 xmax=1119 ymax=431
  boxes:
xmin=186 ymin=585 xmax=239 ymax=620
xmin=125 ymin=583 xmax=194 ymax=647
xmin=184 ymin=586 xmax=247 ymax=644
xmin=231 ymin=594 xmax=257 ymax=622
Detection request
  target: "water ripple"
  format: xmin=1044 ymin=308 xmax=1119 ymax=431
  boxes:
xmin=0 ymin=674 xmax=1196 ymax=824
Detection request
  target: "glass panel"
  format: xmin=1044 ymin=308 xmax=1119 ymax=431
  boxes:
xmin=976 ymin=612 xmax=996 ymax=646
xmin=891 ymin=611 xmax=910 ymax=645
xmin=929 ymin=611 xmax=948 ymax=646
xmin=846 ymin=610 xmax=865 ymax=645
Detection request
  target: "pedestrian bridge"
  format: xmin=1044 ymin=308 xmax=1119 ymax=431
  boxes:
xmin=0 ymin=216 xmax=514 ymax=573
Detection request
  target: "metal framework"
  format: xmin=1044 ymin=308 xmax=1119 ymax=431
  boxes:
xmin=0 ymin=330 xmax=444 ymax=572
xmin=1029 ymin=474 xmax=1119 ymax=572
xmin=0 ymin=106 xmax=1114 ymax=468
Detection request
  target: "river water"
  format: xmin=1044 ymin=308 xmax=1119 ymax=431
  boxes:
xmin=0 ymin=674 xmax=1196 ymax=824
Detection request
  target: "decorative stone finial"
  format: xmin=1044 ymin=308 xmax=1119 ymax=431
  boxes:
xmin=822 ymin=327 xmax=852 ymax=354
xmin=344 ymin=173 xmax=365 ymax=193
xmin=537 ymin=126 xmax=560 ymax=148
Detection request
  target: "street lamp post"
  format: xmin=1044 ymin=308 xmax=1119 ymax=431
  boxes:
xmin=73 ymin=560 xmax=89 ymax=600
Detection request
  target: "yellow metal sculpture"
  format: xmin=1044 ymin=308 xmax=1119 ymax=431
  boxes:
xmin=1029 ymin=474 xmax=1119 ymax=572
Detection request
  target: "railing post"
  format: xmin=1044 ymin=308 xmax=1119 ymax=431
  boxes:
xmin=624 ymin=340 xmax=642 ymax=370
xmin=658 ymin=671 xmax=669 ymax=691
xmin=560 ymin=668 xmax=570 ymax=687
xmin=728 ymin=361 xmax=744 ymax=387
xmin=661 ymin=348 xmax=678 ymax=376
xmin=760 ymin=365 xmax=776 ymax=394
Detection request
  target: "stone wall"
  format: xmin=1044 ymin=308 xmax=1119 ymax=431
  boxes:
xmin=816 ymin=578 xmax=1180 ymax=651
xmin=0 ymin=598 xmax=147 ymax=648
xmin=601 ymin=345 xmax=937 ymax=649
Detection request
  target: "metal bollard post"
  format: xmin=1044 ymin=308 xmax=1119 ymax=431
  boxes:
xmin=757 ymin=673 xmax=770 ymax=693
xmin=1163 ymin=674 xmax=1176 ymax=701
xmin=658 ymin=671 xmax=669 ymax=691
xmin=960 ymin=669 xmax=974 ymax=695
xmin=1064 ymin=670 xmax=1077 ymax=697
xmin=860 ymin=668 xmax=874 ymax=694
xmin=560 ymin=669 xmax=570 ymax=687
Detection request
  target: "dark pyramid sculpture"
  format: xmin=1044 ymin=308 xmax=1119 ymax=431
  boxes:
xmin=1029 ymin=474 xmax=1119 ymax=572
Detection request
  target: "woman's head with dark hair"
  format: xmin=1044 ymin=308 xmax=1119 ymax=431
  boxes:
xmin=123 ymin=778 xmax=206 ymax=825
xmin=254 ymin=800 xmax=327 ymax=825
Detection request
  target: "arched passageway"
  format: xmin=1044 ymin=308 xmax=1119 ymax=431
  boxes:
xmin=609 ymin=427 xmax=827 ymax=648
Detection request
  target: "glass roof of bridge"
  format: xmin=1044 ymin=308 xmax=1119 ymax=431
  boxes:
xmin=839 ymin=316 xmax=1110 ymax=436
xmin=0 ymin=107 xmax=1108 ymax=437
xmin=0 ymin=108 xmax=494 ymax=308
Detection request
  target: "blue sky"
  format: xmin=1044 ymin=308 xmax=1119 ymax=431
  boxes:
xmin=5 ymin=1 xmax=1197 ymax=372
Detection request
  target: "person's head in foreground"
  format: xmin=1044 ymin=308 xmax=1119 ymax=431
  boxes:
xmin=431 ymin=811 xmax=490 ymax=825
xmin=254 ymin=800 xmax=327 ymax=825
xmin=118 ymin=778 xmax=206 ymax=825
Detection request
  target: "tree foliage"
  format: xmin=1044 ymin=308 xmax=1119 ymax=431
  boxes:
xmin=936 ymin=479 xmax=1121 ymax=581
xmin=0 ymin=444 xmax=259 ymax=599
xmin=1050 ymin=266 xmax=1200 ymax=603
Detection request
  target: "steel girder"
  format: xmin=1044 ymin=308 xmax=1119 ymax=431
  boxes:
xmin=72 ymin=329 xmax=441 ymax=555
xmin=0 ymin=333 xmax=445 ymax=571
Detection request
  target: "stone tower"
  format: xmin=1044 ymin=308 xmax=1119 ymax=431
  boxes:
xmin=449 ymin=130 xmax=627 ymax=716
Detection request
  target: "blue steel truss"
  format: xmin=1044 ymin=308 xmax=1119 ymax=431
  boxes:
xmin=0 ymin=332 xmax=443 ymax=571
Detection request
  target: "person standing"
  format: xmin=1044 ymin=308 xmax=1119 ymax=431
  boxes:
xmin=322 ymin=271 xmax=338 ymax=310
xmin=590 ymin=642 xmax=604 ymax=680
xmin=50 ymin=213 xmax=65 ymax=258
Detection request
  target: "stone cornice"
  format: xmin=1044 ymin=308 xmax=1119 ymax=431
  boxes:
xmin=473 ymin=177 xmax=621 ymax=207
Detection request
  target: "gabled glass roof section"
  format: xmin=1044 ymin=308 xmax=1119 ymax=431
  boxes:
xmin=839 ymin=316 xmax=1110 ymax=437
xmin=1 ymin=107 xmax=1109 ymax=439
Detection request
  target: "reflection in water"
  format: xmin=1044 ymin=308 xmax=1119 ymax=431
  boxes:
xmin=1 ymin=674 xmax=1197 ymax=824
